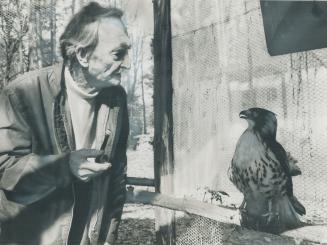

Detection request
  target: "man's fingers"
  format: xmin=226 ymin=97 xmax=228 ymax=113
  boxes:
xmin=83 ymin=162 xmax=111 ymax=172
xmin=76 ymin=162 xmax=111 ymax=181
xmin=69 ymin=150 xmax=111 ymax=181
xmin=78 ymin=149 xmax=104 ymax=158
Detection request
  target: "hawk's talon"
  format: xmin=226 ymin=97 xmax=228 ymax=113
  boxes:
xmin=262 ymin=212 xmax=279 ymax=224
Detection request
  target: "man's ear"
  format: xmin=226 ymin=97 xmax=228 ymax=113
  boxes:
xmin=75 ymin=46 xmax=89 ymax=68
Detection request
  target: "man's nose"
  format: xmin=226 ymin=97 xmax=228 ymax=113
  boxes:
xmin=121 ymin=52 xmax=130 ymax=69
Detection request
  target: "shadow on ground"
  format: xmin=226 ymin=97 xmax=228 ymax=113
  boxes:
xmin=116 ymin=218 xmax=155 ymax=245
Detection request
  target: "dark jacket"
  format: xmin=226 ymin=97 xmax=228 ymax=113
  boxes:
xmin=0 ymin=63 xmax=129 ymax=244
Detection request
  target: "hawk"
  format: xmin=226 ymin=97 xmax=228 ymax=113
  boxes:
xmin=229 ymin=108 xmax=305 ymax=233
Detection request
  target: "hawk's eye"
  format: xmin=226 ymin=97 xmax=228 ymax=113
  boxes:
xmin=252 ymin=111 xmax=258 ymax=118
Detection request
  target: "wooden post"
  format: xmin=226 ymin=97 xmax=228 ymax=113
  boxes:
xmin=126 ymin=177 xmax=155 ymax=187
xmin=153 ymin=0 xmax=176 ymax=244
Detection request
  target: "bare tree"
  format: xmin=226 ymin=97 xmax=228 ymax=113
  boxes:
xmin=32 ymin=1 xmax=44 ymax=68
xmin=72 ymin=0 xmax=76 ymax=14
xmin=0 ymin=0 xmax=29 ymax=87
xmin=128 ymin=33 xmax=144 ymax=104
xmin=140 ymin=52 xmax=147 ymax=134
xmin=50 ymin=0 xmax=57 ymax=64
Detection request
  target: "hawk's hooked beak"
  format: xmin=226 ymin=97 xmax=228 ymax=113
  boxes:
xmin=239 ymin=110 xmax=250 ymax=119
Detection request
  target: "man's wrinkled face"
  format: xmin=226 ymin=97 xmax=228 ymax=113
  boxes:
xmin=86 ymin=17 xmax=130 ymax=89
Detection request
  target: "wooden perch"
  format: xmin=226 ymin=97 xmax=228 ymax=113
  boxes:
xmin=126 ymin=177 xmax=155 ymax=187
xmin=282 ymin=225 xmax=327 ymax=244
xmin=126 ymin=189 xmax=239 ymax=225
xmin=126 ymin=189 xmax=327 ymax=244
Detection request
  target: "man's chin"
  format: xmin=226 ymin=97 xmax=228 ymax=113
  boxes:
xmin=104 ymin=80 xmax=121 ymax=88
xmin=109 ymin=78 xmax=121 ymax=86
xmin=94 ymin=77 xmax=121 ymax=89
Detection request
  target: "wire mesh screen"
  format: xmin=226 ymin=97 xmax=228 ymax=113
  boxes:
xmin=171 ymin=0 xmax=327 ymax=243
xmin=176 ymin=214 xmax=225 ymax=245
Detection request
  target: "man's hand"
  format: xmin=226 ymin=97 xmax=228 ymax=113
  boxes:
xmin=69 ymin=149 xmax=111 ymax=182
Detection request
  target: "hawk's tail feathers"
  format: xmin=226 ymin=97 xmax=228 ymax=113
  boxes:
xmin=276 ymin=196 xmax=302 ymax=231
xmin=290 ymin=196 xmax=306 ymax=216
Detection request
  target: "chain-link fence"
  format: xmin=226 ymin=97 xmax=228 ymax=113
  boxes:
xmin=171 ymin=0 xmax=327 ymax=244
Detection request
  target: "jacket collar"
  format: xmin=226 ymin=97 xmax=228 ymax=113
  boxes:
xmin=49 ymin=61 xmax=65 ymax=99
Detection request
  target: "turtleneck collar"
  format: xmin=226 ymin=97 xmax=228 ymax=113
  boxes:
xmin=64 ymin=66 xmax=99 ymax=99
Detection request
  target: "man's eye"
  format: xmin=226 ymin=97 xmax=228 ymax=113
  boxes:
xmin=113 ymin=49 xmax=127 ymax=60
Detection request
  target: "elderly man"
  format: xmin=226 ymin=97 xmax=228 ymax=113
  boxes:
xmin=0 ymin=2 xmax=130 ymax=245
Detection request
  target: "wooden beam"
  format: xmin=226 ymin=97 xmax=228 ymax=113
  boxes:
xmin=126 ymin=189 xmax=238 ymax=225
xmin=223 ymin=224 xmax=300 ymax=245
xmin=153 ymin=0 xmax=176 ymax=244
xmin=282 ymin=225 xmax=327 ymax=244
xmin=126 ymin=177 xmax=155 ymax=187
xmin=126 ymin=190 xmax=327 ymax=244
xmin=225 ymin=224 xmax=327 ymax=244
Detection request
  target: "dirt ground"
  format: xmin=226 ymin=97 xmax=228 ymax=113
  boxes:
xmin=116 ymin=146 xmax=156 ymax=245
xmin=116 ymin=204 xmax=155 ymax=245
